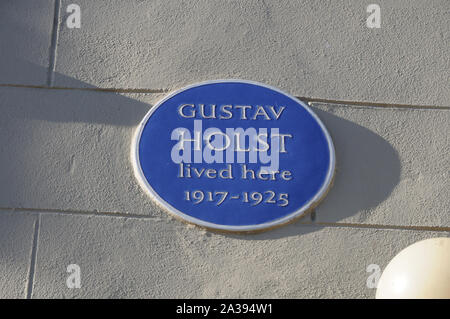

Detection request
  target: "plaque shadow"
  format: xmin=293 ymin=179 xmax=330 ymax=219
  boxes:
xmin=226 ymin=107 xmax=401 ymax=240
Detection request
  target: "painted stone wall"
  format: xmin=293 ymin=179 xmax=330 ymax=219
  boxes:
xmin=0 ymin=0 xmax=448 ymax=298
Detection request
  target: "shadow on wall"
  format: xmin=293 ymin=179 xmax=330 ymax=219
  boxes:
xmin=231 ymin=107 xmax=401 ymax=240
xmin=0 ymin=1 xmax=51 ymax=85
xmin=2 ymin=59 xmax=151 ymax=125
xmin=0 ymin=58 xmax=400 ymax=240
xmin=0 ymin=59 xmax=154 ymax=219
xmin=312 ymin=107 xmax=401 ymax=222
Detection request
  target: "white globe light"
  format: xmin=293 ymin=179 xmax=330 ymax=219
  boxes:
xmin=376 ymin=237 xmax=450 ymax=299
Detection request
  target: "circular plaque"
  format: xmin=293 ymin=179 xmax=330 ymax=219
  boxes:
xmin=132 ymin=80 xmax=335 ymax=232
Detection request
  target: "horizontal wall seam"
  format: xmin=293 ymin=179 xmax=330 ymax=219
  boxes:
xmin=1 ymin=207 xmax=449 ymax=233
xmin=0 ymin=83 xmax=449 ymax=110
xmin=312 ymin=221 xmax=450 ymax=233
xmin=0 ymin=83 xmax=169 ymax=94
xmin=0 ymin=206 xmax=161 ymax=220
xmin=304 ymin=98 xmax=450 ymax=110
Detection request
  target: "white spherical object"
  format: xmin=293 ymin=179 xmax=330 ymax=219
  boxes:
xmin=376 ymin=237 xmax=450 ymax=299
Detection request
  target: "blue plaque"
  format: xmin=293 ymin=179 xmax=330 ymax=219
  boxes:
xmin=132 ymin=80 xmax=335 ymax=232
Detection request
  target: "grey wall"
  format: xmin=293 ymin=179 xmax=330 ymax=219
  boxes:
xmin=0 ymin=0 xmax=448 ymax=298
